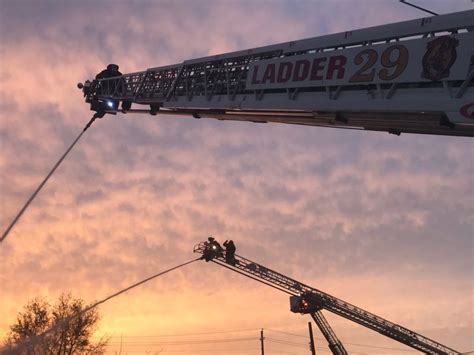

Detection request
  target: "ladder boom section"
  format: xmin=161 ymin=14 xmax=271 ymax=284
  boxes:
xmin=81 ymin=10 xmax=474 ymax=137
xmin=193 ymin=241 xmax=460 ymax=354
xmin=311 ymin=312 xmax=348 ymax=355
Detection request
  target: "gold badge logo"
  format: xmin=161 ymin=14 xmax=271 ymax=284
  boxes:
xmin=422 ymin=36 xmax=459 ymax=81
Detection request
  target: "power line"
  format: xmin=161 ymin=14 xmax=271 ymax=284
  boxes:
xmin=345 ymin=340 xmax=418 ymax=352
xmin=104 ymin=331 xmax=372 ymax=354
xmin=105 ymin=337 xmax=258 ymax=346
xmin=154 ymin=352 xmax=263 ymax=354
xmin=100 ymin=328 xmax=427 ymax=354
xmin=399 ymin=0 xmax=439 ymax=16
xmin=266 ymin=328 xmax=309 ymax=339
xmin=266 ymin=329 xmax=419 ymax=352
xmin=101 ymin=328 xmax=262 ymax=338
xmin=266 ymin=337 xmax=308 ymax=349
xmin=99 ymin=328 xmax=424 ymax=352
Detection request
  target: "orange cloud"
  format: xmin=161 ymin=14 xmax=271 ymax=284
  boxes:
xmin=1 ymin=1 xmax=473 ymax=354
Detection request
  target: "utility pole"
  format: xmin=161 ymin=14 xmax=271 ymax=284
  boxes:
xmin=260 ymin=328 xmax=265 ymax=355
xmin=308 ymin=322 xmax=316 ymax=355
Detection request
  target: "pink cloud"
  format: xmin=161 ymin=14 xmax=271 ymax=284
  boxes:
xmin=1 ymin=1 xmax=473 ymax=353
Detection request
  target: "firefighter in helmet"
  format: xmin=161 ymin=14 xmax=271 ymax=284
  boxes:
xmin=95 ymin=64 xmax=122 ymax=79
xmin=223 ymin=240 xmax=236 ymax=266
xmin=202 ymin=237 xmax=224 ymax=262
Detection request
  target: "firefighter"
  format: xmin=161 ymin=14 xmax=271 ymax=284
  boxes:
xmin=202 ymin=237 xmax=223 ymax=261
xmin=223 ymin=240 xmax=236 ymax=266
xmin=202 ymin=247 xmax=213 ymax=262
xmin=91 ymin=64 xmax=123 ymax=114
xmin=211 ymin=237 xmax=224 ymax=258
xmin=95 ymin=64 xmax=122 ymax=79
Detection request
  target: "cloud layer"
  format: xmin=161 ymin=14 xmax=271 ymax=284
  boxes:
xmin=1 ymin=1 xmax=473 ymax=354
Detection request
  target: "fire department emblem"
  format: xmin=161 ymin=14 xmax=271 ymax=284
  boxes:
xmin=460 ymin=103 xmax=474 ymax=120
xmin=422 ymin=36 xmax=459 ymax=81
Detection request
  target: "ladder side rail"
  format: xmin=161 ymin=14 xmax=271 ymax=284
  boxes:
xmin=92 ymin=25 xmax=473 ymax=103
xmin=173 ymin=52 xmax=278 ymax=101
xmin=227 ymin=255 xmax=303 ymax=294
xmin=129 ymin=65 xmax=185 ymax=100
xmin=285 ymin=20 xmax=472 ymax=57
xmin=193 ymin=243 xmax=460 ymax=354
xmin=229 ymin=56 xmax=253 ymax=99
xmin=179 ymin=11 xmax=474 ymax=65
xmin=92 ymin=71 xmax=149 ymax=100
xmin=128 ymin=71 xmax=150 ymax=101
xmin=185 ymin=62 xmax=207 ymax=99
xmin=211 ymin=259 xmax=296 ymax=296
xmin=89 ymin=64 xmax=201 ymax=102
xmin=87 ymin=10 xmax=473 ymax=103
xmin=311 ymin=312 xmax=348 ymax=355
xmin=139 ymin=70 xmax=161 ymax=99
xmin=122 ymin=72 xmax=139 ymax=99
xmin=146 ymin=70 xmax=164 ymax=99
xmin=265 ymin=259 xmax=458 ymax=353
xmin=96 ymin=71 xmax=471 ymax=104
xmin=194 ymin=243 xmax=306 ymax=294
xmin=222 ymin=249 xmax=423 ymax=350
xmin=162 ymin=66 xmax=182 ymax=99
xmin=300 ymin=288 xmax=460 ymax=354
xmin=165 ymin=65 xmax=185 ymax=100
xmin=122 ymin=71 xmax=149 ymax=99
xmin=92 ymin=76 xmax=121 ymax=99
xmin=95 ymin=66 xmax=472 ymax=105
xmin=122 ymin=72 xmax=141 ymax=99
xmin=311 ymin=297 xmax=447 ymax=354
xmin=210 ymin=252 xmax=348 ymax=355
xmin=111 ymin=77 xmax=124 ymax=98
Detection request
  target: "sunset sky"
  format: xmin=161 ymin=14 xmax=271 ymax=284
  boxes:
xmin=0 ymin=0 xmax=473 ymax=354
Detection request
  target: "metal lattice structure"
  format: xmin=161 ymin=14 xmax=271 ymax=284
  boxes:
xmin=193 ymin=241 xmax=460 ymax=354
xmin=80 ymin=10 xmax=474 ymax=137
xmin=311 ymin=311 xmax=347 ymax=355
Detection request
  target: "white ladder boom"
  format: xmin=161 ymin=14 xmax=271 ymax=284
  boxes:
xmin=80 ymin=10 xmax=474 ymax=137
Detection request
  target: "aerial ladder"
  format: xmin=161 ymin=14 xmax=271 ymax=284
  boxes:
xmin=79 ymin=10 xmax=474 ymax=137
xmin=193 ymin=240 xmax=460 ymax=355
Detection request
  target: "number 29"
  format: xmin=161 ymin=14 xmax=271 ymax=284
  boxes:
xmin=349 ymin=45 xmax=409 ymax=83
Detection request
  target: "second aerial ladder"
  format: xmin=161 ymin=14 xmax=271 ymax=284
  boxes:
xmin=194 ymin=239 xmax=460 ymax=355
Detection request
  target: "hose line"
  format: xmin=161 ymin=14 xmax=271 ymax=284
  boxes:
xmin=1 ymin=257 xmax=200 ymax=354
xmin=1 ymin=114 xmax=99 ymax=243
